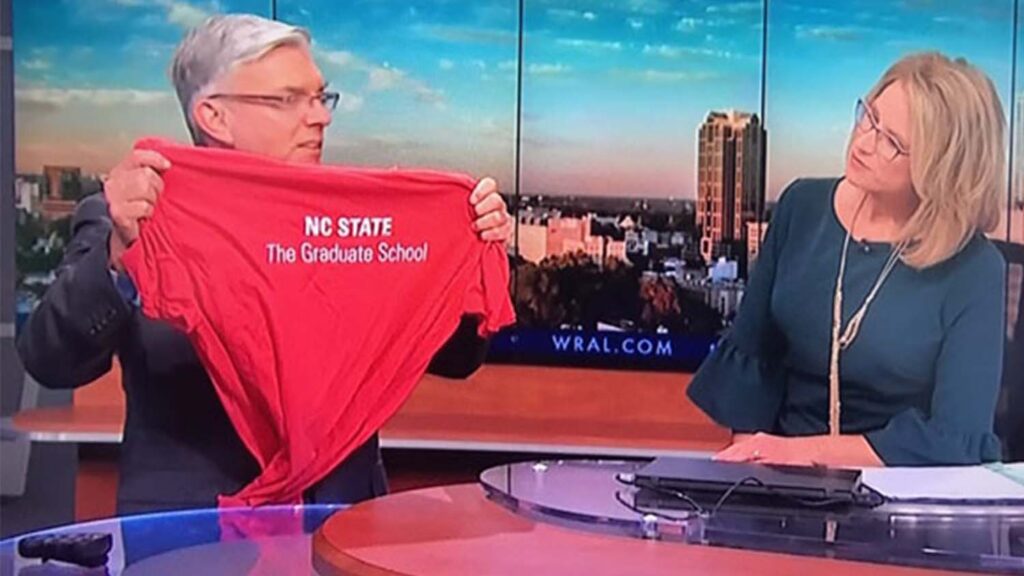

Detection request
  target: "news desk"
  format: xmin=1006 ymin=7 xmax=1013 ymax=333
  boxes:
xmin=4 ymin=459 xmax=1022 ymax=575
xmin=312 ymin=459 xmax=1024 ymax=575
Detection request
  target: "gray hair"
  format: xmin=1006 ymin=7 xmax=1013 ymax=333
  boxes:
xmin=170 ymin=14 xmax=311 ymax=143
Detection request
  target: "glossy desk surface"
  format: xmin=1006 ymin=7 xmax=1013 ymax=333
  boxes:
xmin=312 ymin=480 xmax=984 ymax=576
xmin=478 ymin=459 xmax=1024 ymax=574
xmin=0 ymin=505 xmax=340 ymax=576
xmin=4 ymin=460 xmax=1022 ymax=575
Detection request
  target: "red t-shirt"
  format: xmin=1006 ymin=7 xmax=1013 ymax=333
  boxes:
xmin=122 ymin=138 xmax=515 ymax=507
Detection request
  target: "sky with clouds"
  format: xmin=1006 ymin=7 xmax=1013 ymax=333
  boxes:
xmin=11 ymin=0 xmax=1024 ymax=221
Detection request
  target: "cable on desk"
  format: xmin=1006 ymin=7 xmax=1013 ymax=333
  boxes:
xmin=615 ymin=473 xmax=705 ymax=516
xmin=615 ymin=473 xmax=855 ymax=522
xmin=613 ymin=491 xmax=701 ymax=523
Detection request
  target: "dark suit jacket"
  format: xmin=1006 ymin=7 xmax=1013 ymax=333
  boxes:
xmin=17 ymin=193 xmax=489 ymax=514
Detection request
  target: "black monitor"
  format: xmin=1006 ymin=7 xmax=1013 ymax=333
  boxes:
xmin=632 ymin=457 xmax=882 ymax=509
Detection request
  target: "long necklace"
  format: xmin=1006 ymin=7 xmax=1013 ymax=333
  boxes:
xmin=828 ymin=194 xmax=907 ymax=436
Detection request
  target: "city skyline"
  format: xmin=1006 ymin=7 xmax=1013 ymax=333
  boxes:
xmin=9 ymin=0 xmax=1024 ymax=226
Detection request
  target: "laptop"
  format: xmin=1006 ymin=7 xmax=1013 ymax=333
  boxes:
xmin=632 ymin=457 xmax=882 ymax=508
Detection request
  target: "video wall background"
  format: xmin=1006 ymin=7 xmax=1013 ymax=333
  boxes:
xmin=12 ymin=1 xmax=1024 ymax=370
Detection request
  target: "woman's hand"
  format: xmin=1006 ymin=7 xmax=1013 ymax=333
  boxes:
xmin=715 ymin=432 xmax=824 ymax=466
xmin=715 ymin=432 xmax=884 ymax=468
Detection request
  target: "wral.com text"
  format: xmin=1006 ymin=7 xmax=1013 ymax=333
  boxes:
xmin=550 ymin=333 xmax=673 ymax=357
xmin=265 ymin=216 xmax=429 ymax=264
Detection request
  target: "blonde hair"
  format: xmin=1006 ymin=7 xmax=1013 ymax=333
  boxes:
xmin=864 ymin=52 xmax=1005 ymax=269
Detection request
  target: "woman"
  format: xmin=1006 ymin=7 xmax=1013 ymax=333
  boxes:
xmin=688 ymin=52 xmax=1007 ymax=467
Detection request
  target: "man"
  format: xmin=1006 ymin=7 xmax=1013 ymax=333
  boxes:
xmin=17 ymin=14 xmax=513 ymax=514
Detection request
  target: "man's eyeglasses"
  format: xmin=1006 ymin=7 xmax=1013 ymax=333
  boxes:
xmin=854 ymin=98 xmax=909 ymax=161
xmin=207 ymin=90 xmax=341 ymax=113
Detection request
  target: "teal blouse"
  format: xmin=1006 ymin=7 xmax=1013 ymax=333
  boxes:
xmin=687 ymin=178 xmax=1007 ymax=465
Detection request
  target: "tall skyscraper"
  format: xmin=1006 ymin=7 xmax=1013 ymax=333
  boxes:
xmin=696 ymin=110 xmax=765 ymax=269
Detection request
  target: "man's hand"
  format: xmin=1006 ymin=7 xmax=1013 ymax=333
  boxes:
xmin=469 ymin=177 xmax=512 ymax=243
xmin=104 ymin=150 xmax=171 ymax=270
